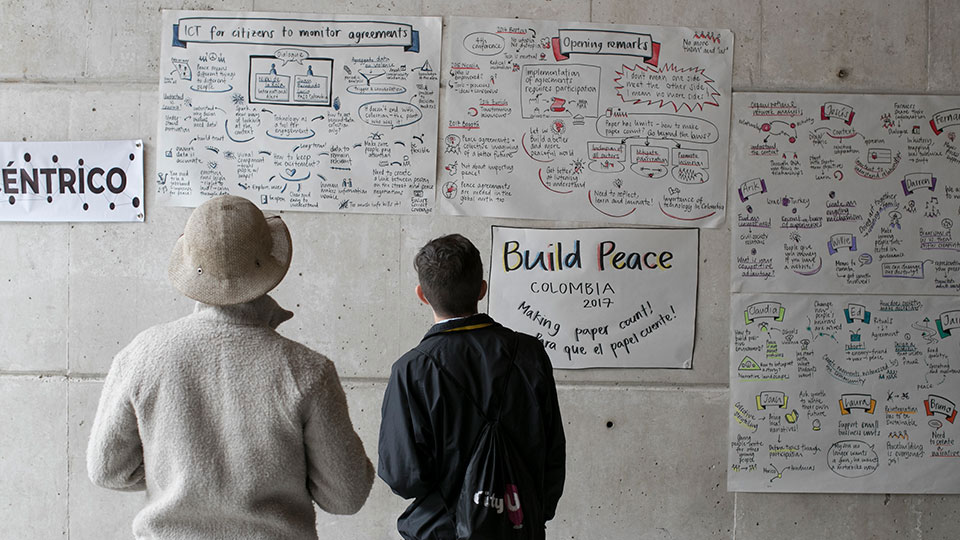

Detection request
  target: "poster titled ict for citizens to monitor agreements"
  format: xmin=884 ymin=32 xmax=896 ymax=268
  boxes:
xmin=488 ymin=226 xmax=699 ymax=369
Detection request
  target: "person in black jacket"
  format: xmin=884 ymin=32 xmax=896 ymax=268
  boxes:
xmin=378 ymin=233 xmax=566 ymax=540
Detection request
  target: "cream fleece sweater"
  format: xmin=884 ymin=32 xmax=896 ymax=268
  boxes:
xmin=87 ymin=295 xmax=374 ymax=539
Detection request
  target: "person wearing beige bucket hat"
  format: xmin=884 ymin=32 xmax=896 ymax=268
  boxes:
xmin=87 ymin=195 xmax=375 ymax=539
xmin=168 ymin=195 xmax=292 ymax=305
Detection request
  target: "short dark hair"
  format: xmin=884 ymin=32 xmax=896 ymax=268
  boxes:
xmin=414 ymin=234 xmax=483 ymax=318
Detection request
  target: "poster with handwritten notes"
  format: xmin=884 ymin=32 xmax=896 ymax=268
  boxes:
xmin=729 ymin=293 xmax=960 ymax=493
xmin=732 ymin=93 xmax=960 ymax=295
xmin=157 ymin=10 xmax=440 ymax=214
xmin=728 ymin=93 xmax=960 ymax=493
xmin=439 ymin=17 xmax=733 ymax=227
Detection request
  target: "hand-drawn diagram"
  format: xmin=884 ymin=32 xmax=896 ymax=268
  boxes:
xmin=729 ymin=294 xmax=960 ymax=493
xmin=438 ymin=17 xmax=733 ymax=227
xmin=487 ymin=226 xmax=699 ymax=369
xmin=729 ymin=93 xmax=960 ymax=493
xmin=157 ymin=11 xmax=440 ymax=214
xmin=732 ymin=93 xmax=960 ymax=294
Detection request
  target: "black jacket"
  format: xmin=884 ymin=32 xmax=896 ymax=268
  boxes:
xmin=378 ymin=314 xmax=566 ymax=540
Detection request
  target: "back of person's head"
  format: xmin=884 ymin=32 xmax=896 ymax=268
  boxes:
xmin=414 ymin=234 xmax=483 ymax=318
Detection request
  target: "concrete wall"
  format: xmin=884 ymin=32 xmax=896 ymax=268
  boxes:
xmin=0 ymin=1 xmax=957 ymax=538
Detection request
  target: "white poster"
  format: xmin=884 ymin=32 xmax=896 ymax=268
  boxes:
xmin=728 ymin=293 xmax=960 ymax=493
xmin=488 ymin=226 xmax=698 ymax=369
xmin=728 ymin=93 xmax=960 ymax=493
xmin=438 ymin=17 xmax=733 ymax=227
xmin=0 ymin=140 xmax=144 ymax=222
xmin=157 ymin=10 xmax=440 ymax=214
xmin=731 ymin=93 xmax=960 ymax=294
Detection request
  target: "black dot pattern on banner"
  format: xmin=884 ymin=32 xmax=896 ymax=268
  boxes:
xmin=129 ymin=153 xmax=135 ymax=161
xmin=83 ymin=203 xmax=89 ymax=211
xmin=24 ymin=153 xmax=31 ymax=162
xmin=109 ymin=202 xmax=116 ymax=210
xmin=52 ymin=155 xmax=58 ymax=163
xmin=79 ymin=158 xmax=84 ymax=166
xmin=132 ymin=197 xmax=140 ymax=208
xmin=47 ymin=196 xmax=53 ymax=203
xmin=8 ymin=196 xmax=14 ymax=205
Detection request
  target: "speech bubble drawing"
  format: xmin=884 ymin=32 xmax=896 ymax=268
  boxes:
xmin=615 ymin=64 xmax=721 ymax=113
xmin=827 ymin=440 xmax=879 ymax=478
xmin=358 ymin=101 xmax=423 ymax=128
xmin=930 ymin=419 xmax=944 ymax=430
xmin=463 ymin=32 xmax=505 ymax=56
xmin=275 ymin=48 xmax=309 ymax=66
xmin=597 ymin=113 xmax=719 ymax=144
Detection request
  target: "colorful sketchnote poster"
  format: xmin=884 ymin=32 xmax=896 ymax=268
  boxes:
xmin=731 ymin=93 xmax=960 ymax=294
xmin=157 ymin=10 xmax=440 ymax=214
xmin=0 ymin=140 xmax=144 ymax=222
xmin=438 ymin=17 xmax=733 ymax=227
xmin=728 ymin=293 xmax=960 ymax=493
xmin=728 ymin=93 xmax=960 ymax=492
xmin=487 ymin=226 xmax=698 ymax=369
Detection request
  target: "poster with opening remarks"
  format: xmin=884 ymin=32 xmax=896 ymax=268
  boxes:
xmin=732 ymin=93 xmax=960 ymax=294
xmin=438 ymin=17 xmax=733 ymax=227
xmin=487 ymin=226 xmax=698 ymax=369
xmin=728 ymin=93 xmax=960 ymax=493
xmin=728 ymin=294 xmax=960 ymax=493
xmin=157 ymin=11 xmax=440 ymax=214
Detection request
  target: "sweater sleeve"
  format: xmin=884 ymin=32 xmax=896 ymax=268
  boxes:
xmin=86 ymin=346 xmax=146 ymax=491
xmin=377 ymin=355 xmax=435 ymax=500
xmin=303 ymin=360 xmax=375 ymax=515
xmin=540 ymin=347 xmax=566 ymax=521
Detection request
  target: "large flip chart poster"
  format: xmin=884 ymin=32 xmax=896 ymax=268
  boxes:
xmin=732 ymin=93 xmax=960 ymax=294
xmin=438 ymin=17 xmax=733 ymax=227
xmin=729 ymin=293 xmax=960 ymax=493
xmin=728 ymin=92 xmax=960 ymax=493
xmin=157 ymin=11 xmax=440 ymax=214
xmin=488 ymin=226 xmax=699 ymax=369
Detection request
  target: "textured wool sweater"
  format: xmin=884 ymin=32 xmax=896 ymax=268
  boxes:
xmin=87 ymin=295 xmax=374 ymax=539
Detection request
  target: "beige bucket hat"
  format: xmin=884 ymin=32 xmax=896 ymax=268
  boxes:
xmin=168 ymin=195 xmax=292 ymax=305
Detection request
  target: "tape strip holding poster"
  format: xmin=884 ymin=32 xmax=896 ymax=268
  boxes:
xmin=0 ymin=140 xmax=144 ymax=222
xmin=488 ymin=226 xmax=698 ymax=369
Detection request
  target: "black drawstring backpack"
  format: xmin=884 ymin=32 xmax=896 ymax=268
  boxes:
xmin=429 ymin=338 xmax=544 ymax=540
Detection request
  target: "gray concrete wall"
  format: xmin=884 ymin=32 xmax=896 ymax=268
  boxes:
xmin=0 ymin=1 xmax=957 ymax=538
